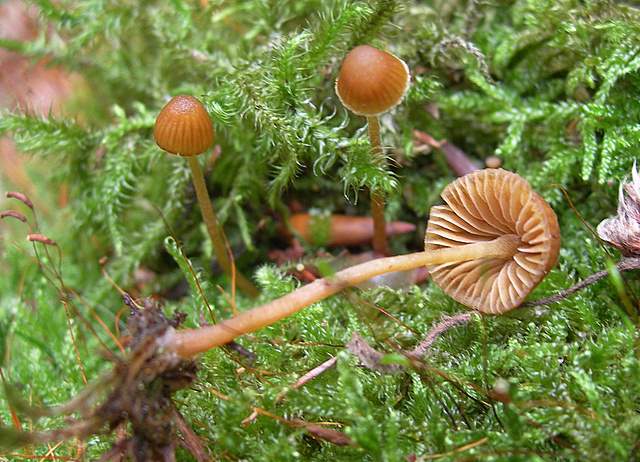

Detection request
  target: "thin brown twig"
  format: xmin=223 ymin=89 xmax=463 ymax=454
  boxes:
xmin=171 ymin=404 xmax=211 ymax=462
xmin=555 ymin=184 xmax=608 ymax=251
xmin=249 ymin=407 xmax=353 ymax=446
xmin=413 ymin=130 xmax=479 ymax=176
xmin=61 ymin=300 xmax=88 ymax=385
xmin=276 ymin=356 xmax=338 ymax=402
xmin=41 ymin=440 xmax=64 ymax=461
xmin=347 ymin=313 xmax=476 ymax=374
xmin=29 ymin=237 xmax=102 ymax=376
xmin=0 ymin=454 xmax=77 ymax=461
xmin=408 ymin=313 xmax=475 ymax=357
xmin=523 ymin=257 xmax=640 ymax=307
xmin=417 ymin=436 xmax=489 ymax=461
xmin=292 ymin=356 xmax=339 ymax=390
xmin=0 ymin=368 xmax=22 ymax=432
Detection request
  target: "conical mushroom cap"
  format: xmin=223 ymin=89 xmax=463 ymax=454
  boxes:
xmin=425 ymin=169 xmax=560 ymax=314
xmin=335 ymin=45 xmax=410 ymax=117
xmin=154 ymin=95 xmax=214 ymax=157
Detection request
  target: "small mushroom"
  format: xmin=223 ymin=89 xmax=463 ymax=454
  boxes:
xmin=425 ymin=169 xmax=560 ymax=313
xmin=170 ymin=169 xmax=560 ymax=357
xmin=335 ymin=45 xmax=411 ymax=255
xmin=335 ymin=45 xmax=410 ymax=117
xmin=154 ymin=95 xmax=214 ymax=157
xmin=154 ymin=95 xmax=259 ymax=297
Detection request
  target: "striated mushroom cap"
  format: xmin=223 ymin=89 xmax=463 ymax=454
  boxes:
xmin=335 ymin=45 xmax=410 ymax=117
xmin=154 ymin=95 xmax=214 ymax=157
xmin=425 ymin=169 xmax=560 ymax=314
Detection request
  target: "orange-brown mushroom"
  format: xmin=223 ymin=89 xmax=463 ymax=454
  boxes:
xmin=335 ymin=45 xmax=411 ymax=256
xmin=154 ymin=95 xmax=259 ymax=297
xmin=425 ymin=169 xmax=560 ymax=314
xmin=154 ymin=95 xmax=214 ymax=157
xmin=169 ymin=169 xmax=560 ymax=357
xmin=335 ymin=45 xmax=410 ymax=117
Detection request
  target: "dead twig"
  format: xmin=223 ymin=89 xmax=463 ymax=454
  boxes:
xmin=413 ymin=130 xmax=479 ymax=176
xmin=414 ymin=436 xmax=489 ymax=461
xmin=347 ymin=333 xmax=402 ymax=374
xmin=523 ymin=257 xmax=640 ymax=307
xmin=408 ymin=313 xmax=475 ymax=358
xmin=347 ymin=313 xmax=476 ymax=374
xmin=246 ymin=407 xmax=353 ymax=447
xmin=292 ymin=356 xmax=339 ymax=390
xmin=172 ymin=404 xmax=211 ymax=462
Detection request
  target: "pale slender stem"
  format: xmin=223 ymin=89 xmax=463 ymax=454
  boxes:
xmin=186 ymin=156 xmax=259 ymax=298
xmin=367 ymin=116 xmax=388 ymax=255
xmin=171 ymin=235 xmax=520 ymax=357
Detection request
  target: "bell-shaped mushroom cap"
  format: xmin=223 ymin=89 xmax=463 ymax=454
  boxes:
xmin=335 ymin=45 xmax=410 ymax=117
xmin=425 ymin=169 xmax=560 ymax=314
xmin=154 ymin=95 xmax=214 ymax=157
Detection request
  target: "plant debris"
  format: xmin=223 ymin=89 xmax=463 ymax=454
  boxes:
xmin=1 ymin=298 xmax=205 ymax=462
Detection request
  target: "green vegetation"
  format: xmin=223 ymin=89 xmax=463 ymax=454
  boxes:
xmin=1 ymin=0 xmax=639 ymax=460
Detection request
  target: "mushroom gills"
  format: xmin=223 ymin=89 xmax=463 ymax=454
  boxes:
xmin=426 ymin=169 xmax=560 ymax=314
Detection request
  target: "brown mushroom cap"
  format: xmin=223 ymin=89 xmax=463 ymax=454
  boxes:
xmin=154 ymin=95 xmax=214 ymax=157
xmin=335 ymin=45 xmax=410 ymax=117
xmin=425 ymin=169 xmax=560 ymax=314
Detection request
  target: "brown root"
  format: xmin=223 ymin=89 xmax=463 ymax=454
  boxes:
xmin=1 ymin=297 xmax=208 ymax=462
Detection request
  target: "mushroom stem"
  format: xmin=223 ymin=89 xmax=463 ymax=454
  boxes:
xmin=367 ymin=116 xmax=388 ymax=255
xmin=170 ymin=234 xmax=520 ymax=357
xmin=186 ymin=156 xmax=259 ymax=298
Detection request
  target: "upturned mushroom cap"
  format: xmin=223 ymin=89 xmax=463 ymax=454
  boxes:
xmin=154 ymin=95 xmax=214 ymax=157
xmin=335 ymin=45 xmax=410 ymax=117
xmin=425 ymin=169 xmax=560 ymax=314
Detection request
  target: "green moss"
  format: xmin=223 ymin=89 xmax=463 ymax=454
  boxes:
xmin=1 ymin=0 xmax=640 ymax=460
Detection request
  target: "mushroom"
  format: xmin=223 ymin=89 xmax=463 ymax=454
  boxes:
xmin=424 ymin=169 xmax=560 ymax=314
xmin=335 ymin=45 xmax=411 ymax=255
xmin=288 ymin=213 xmax=416 ymax=247
xmin=154 ymin=95 xmax=259 ymax=297
xmin=169 ymin=169 xmax=560 ymax=357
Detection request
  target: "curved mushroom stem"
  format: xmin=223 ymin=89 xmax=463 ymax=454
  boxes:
xmin=170 ymin=234 xmax=520 ymax=357
xmin=186 ymin=157 xmax=260 ymax=298
xmin=367 ymin=116 xmax=388 ymax=256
